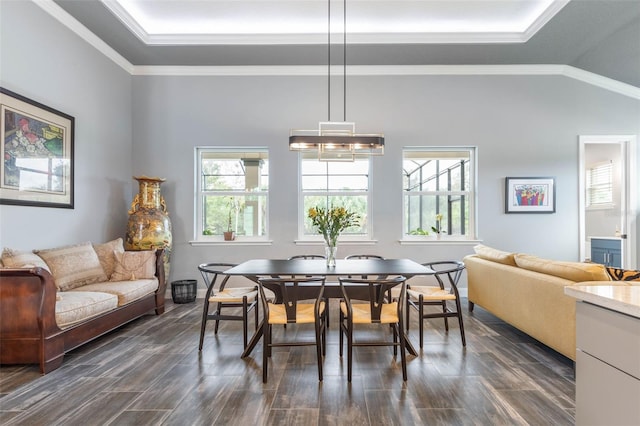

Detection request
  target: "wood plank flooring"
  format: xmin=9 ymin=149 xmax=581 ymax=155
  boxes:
xmin=0 ymin=298 xmax=575 ymax=425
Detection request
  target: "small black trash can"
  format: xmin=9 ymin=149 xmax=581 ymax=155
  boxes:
xmin=171 ymin=279 xmax=197 ymax=304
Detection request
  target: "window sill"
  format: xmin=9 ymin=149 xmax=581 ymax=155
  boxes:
xmin=295 ymin=239 xmax=378 ymax=245
xmin=399 ymin=239 xmax=482 ymax=245
xmin=190 ymin=240 xmax=273 ymax=246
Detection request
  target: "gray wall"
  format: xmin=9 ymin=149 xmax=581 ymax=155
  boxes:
xmin=0 ymin=2 xmax=133 ymax=249
xmin=132 ymin=74 xmax=640 ymax=285
xmin=1 ymin=2 xmax=639 ymax=292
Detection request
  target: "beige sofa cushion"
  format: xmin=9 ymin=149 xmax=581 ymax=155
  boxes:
xmin=36 ymin=242 xmax=108 ymax=291
xmin=514 ymin=254 xmax=610 ymax=282
xmin=473 ymin=244 xmax=517 ymax=266
xmin=76 ymin=278 xmax=158 ymax=306
xmin=55 ymin=291 xmax=118 ymax=329
xmin=93 ymin=238 xmax=125 ymax=279
xmin=110 ymin=250 xmax=156 ymax=281
xmin=1 ymin=248 xmax=51 ymax=272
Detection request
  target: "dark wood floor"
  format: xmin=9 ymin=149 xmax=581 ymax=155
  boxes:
xmin=0 ymin=298 xmax=575 ymax=425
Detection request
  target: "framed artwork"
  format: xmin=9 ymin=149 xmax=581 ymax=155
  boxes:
xmin=505 ymin=177 xmax=555 ymax=214
xmin=1 ymin=87 xmax=74 ymax=208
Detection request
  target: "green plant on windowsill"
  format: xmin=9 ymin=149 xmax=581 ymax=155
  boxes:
xmin=409 ymin=227 xmax=430 ymax=235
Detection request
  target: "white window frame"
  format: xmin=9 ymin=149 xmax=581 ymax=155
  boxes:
xmin=297 ymin=154 xmax=373 ymax=242
xmin=586 ymin=160 xmax=614 ymax=209
xmin=193 ymin=146 xmax=269 ymax=243
xmin=402 ymin=146 xmax=477 ymax=241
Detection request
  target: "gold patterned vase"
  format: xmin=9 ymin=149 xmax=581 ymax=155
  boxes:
xmin=125 ymin=176 xmax=172 ymax=278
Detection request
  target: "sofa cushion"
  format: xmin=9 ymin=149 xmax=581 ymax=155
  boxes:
xmin=93 ymin=238 xmax=125 ymax=279
xmin=76 ymin=278 xmax=158 ymax=306
xmin=606 ymin=267 xmax=640 ymax=282
xmin=1 ymin=248 xmax=51 ymax=272
xmin=473 ymin=244 xmax=517 ymax=266
xmin=514 ymin=254 xmax=610 ymax=282
xmin=36 ymin=242 xmax=108 ymax=291
xmin=110 ymin=250 xmax=156 ymax=281
xmin=55 ymin=291 xmax=118 ymax=329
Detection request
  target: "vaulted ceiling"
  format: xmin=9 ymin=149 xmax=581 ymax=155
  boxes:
xmin=54 ymin=0 xmax=640 ymax=88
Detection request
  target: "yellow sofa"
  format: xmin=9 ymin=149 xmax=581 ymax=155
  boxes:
xmin=464 ymin=245 xmax=631 ymax=361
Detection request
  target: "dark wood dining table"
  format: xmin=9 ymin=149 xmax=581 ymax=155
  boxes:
xmin=224 ymin=258 xmax=435 ymax=358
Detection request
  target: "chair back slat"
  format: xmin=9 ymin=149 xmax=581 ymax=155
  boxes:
xmin=423 ymin=261 xmax=465 ymax=297
xmin=198 ymin=263 xmax=238 ymax=297
xmin=259 ymin=276 xmax=325 ymax=323
xmin=339 ymin=276 xmax=406 ymax=323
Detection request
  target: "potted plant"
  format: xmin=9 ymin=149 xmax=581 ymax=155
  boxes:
xmin=224 ymin=197 xmax=236 ymax=241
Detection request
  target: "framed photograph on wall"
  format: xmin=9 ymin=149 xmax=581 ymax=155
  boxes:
xmin=1 ymin=87 xmax=74 ymax=208
xmin=505 ymin=177 xmax=555 ymax=214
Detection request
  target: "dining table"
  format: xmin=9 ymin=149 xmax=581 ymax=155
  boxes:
xmin=224 ymin=258 xmax=435 ymax=358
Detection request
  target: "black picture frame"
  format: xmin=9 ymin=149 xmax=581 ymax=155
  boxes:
xmin=1 ymin=87 xmax=74 ymax=208
xmin=505 ymin=177 xmax=556 ymax=214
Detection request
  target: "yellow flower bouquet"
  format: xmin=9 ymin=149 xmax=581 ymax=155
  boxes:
xmin=308 ymin=206 xmax=360 ymax=246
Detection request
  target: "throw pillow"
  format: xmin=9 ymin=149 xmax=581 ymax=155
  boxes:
xmin=514 ymin=254 xmax=610 ymax=282
xmin=605 ymin=266 xmax=640 ymax=281
xmin=110 ymin=250 xmax=156 ymax=281
xmin=93 ymin=238 xmax=125 ymax=279
xmin=35 ymin=242 xmax=107 ymax=291
xmin=473 ymin=244 xmax=517 ymax=266
xmin=1 ymin=248 xmax=51 ymax=272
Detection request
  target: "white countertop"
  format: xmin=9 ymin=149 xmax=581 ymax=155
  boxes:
xmin=565 ymin=285 xmax=640 ymax=318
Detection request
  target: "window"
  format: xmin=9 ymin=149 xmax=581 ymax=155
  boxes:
xmin=195 ymin=147 xmax=269 ymax=240
xmin=586 ymin=161 xmax=613 ymax=208
xmin=403 ymin=147 xmax=476 ymax=240
xmin=299 ymin=153 xmax=371 ymax=240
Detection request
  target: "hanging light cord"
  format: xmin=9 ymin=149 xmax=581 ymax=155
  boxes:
xmin=343 ymin=0 xmax=347 ymax=122
xmin=327 ymin=0 xmax=331 ymax=122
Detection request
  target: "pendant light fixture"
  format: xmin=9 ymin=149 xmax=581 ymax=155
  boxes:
xmin=289 ymin=0 xmax=384 ymax=161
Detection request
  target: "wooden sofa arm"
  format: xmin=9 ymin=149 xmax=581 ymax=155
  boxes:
xmin=0 ymin=267 xmax=64 ymax=372
xmin=154 ymin=248 xmax=167 ymax=314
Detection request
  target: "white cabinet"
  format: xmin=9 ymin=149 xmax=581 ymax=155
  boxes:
xmin=575 ymin=301 xmax=640 ymax=426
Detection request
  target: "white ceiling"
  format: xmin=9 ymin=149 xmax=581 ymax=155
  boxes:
xmin=102 ymin=0 xmax=569 ymax=45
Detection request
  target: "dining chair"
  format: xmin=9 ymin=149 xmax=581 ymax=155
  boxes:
xmin=344 ymin=254 xmax=389 ymax=287
xmin=198 ymin=263 xmax=259 ymax=350
xmin=338 ymin=276 xmax=408 ymax=382
xmin=258 ymin=276 xmax=327 ymax=383
xmin=287 ymin=254 xmax=332 ymax=327
xmin=406 ymin=260 xmax=466 ymax=348
xmin=288 ymin=254 xmax=326 ymax=260
xmin=344 ymin=254 xmax=385 ymax=260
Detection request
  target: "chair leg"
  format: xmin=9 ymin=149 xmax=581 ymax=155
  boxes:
xmin=392 ymin=322 xmax=398 ymax=357
xmin=242 ymin=298 xmax=248 ymax=348
xmin=254 ymin=300 xmax=259 ymax=331
xmin=214 ymin=302 xmax=222 ymax=334
xmin=406 ymin=299 xmax=411 ymax=332
xmin=198 ymin=298 xmax=210 ymax=351
xmin=347 ymin=322 xmax=354 ymax=383
xmin=315 ymin=319 xmax=323 ymax=381
xmin=262 ymin=322 xmax=270 ymax=383
xmin=339 ymin=308 xmax=345 ymax=357
xmin=442 ymin=301 xmax=449 ymax=331
xmin=455 ymin=298 xmax=466 ymax=347
xmin=399 ymin=323 xmax=407 ymax=381
xmin=419 ymin=295 xmax=424 ymax=348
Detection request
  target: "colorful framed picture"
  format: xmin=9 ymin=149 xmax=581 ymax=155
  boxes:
xmin=1 ymin=87 xmax=74 ymax=208
xmin=505 ymin=177 xmax=555 ymax=214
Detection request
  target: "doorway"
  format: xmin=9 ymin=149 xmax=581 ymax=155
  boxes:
xmin=579 ymin=135 xmax=637 ymax=269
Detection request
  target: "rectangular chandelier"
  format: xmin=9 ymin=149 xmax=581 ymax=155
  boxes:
xmin=289 ymin=122 xmax=384 ymax=162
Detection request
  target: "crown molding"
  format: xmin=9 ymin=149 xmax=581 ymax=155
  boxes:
xmin=34 ymin=0 xmax=640 ymax=100
xmin=33 ymin=0 xmax=134 ymax=74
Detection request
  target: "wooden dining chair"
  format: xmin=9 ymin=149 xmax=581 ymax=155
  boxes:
xmin=258 ymin=276 xmax=327 ymax=383
xmin=406 ymin=260 xmax=466 ymax=348
xmin=198 ymin=263 xmax=259 ymax=350
xmin=338 ymin=276 xmax=408 ymax=382
xmin=288 ymin=254 xmax=326 ymax=260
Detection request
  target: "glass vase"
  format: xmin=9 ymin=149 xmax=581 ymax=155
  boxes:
xmin=325 ymin=243 xmax=337 ymax=267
